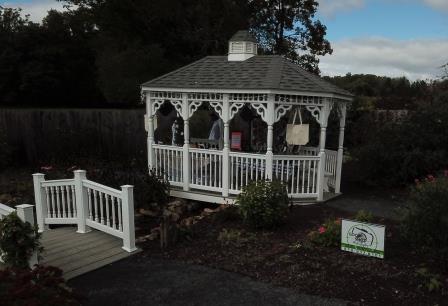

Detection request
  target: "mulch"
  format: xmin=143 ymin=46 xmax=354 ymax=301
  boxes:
xmin=138 ymin=204 xmax=448 ymax=306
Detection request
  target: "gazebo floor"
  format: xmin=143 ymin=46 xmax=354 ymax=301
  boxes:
xmin=170 ymin=186 xmax=340 ymax=205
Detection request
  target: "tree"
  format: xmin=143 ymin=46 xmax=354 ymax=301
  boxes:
xmin=248 ymin=0 xmax=332 ymax=73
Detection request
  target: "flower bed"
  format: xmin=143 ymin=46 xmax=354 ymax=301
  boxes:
xmin=141 ymin=204 xmax=448 ymax=305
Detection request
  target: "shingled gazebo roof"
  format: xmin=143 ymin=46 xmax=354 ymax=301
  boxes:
xmin=142 ymin=55 xmax=352 ymax=98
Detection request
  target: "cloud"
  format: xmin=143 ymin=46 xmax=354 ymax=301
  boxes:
xmin=2 ymin=0 xmax=67 ymax=23
xmin=423 ymin=0 xmax=448 ymax=12
xmin=318 ymin=0 xmax=365 ymax=17
xmin=319 ymin=37 xmax=448 ymax=80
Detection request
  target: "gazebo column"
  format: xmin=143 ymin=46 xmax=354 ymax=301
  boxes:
xmin=335 ymin=103 xmax=347 ymax=194
xmin=316 ymin=100 xmax=332 ymax=201
xmin=182 ymin=93 xmax=190 ymax=191
xmin=222 ymin=95 xmax=230 ymax=197
xmin=265 ymin=97 xmax=275 ymax=180
xmin=145 ymin=92 xmax=154 ymax=170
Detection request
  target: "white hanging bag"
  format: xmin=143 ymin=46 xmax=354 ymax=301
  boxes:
xmin=286 ymin=107 xmax=309 ymax=145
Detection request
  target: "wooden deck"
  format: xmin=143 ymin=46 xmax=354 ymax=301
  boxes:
xmin=40 ymin=227 xmax=137 ymax=280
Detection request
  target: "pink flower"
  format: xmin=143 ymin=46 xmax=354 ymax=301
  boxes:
xmin=427 ymin=175 xmax=435 ymax=182
xmin=40 ymin=166 xmax=53 ymax=171
xmin=318 ymin=226 xmax=326 ymax=234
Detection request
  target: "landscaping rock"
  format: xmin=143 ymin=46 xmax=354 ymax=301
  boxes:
xmin=0 ymin=193 xmax=13 ymax=204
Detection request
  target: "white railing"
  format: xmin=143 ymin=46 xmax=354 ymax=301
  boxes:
xmin=33 ymin=170 xmax=137 ymax=253
xmin=0 ymin=203 xmax=38 ymax=267
xmin=41 ymin=179 xmax=77 ymax=223
xmin=325 ymin=149 xmax=338 ymax=189
xmin=298 ymin=146 xmax=318 ymax=156
xmin=273 ymin=155 xmax=320 ymax=197
xmin=229 ymin=152 xmax=266 ymax=194
xmin=190 ymin=148 xmax=223 ymax=192
xmin=153 ymin=144 xmax=183 ymax=186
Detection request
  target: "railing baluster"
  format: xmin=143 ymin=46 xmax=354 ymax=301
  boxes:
xmin=118 ymin=198 xmax=123 ymax=231
xmin=100 ymin=192 xmax=105 ymax=224
xmin=111 ymin=196 xmax=116 ymax=229
xmin=106 ymin=194 xmax=111 ymax=226
xmin=61 ymin=186 xmax=67 ymax=218
xmin=45 ymin=187 xmax=52 ymax=218
xmin=56 ymin=186 xmax=61 ymax=218
xmin=87 ymin=188 xmax=93 ymax=219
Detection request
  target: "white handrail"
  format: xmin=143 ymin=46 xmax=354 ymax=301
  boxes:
xmin=33 ymin=171 xmax=137 ymax=253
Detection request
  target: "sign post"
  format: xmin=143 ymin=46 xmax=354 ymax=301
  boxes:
xmin=341 ymin=219 xmax=385 ymax=259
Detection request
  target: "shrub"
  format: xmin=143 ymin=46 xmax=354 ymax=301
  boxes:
xmin=0 ymin=265 xmax=81 ymax=305
xmin=401 ymin=174 xmax=448 ymax=265
xmin=308 ymin=218 xmax=341 ymax=247
xmin=217 ymin=228 xmax=257 ymax=247
xmin=0 ymin=212 xmax=42 ymax=269
xmin=236 ymin=180 xmax=289 ymax=229
xmin=354 ymin=210 xmax=374 ymax=223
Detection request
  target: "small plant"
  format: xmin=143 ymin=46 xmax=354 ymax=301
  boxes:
xmin=0 ymin=212 xmax=42 ymax=269
xmin=236 ymin=180 xmax=289 ymax=229
xmin=308 ymin=218 xmax=341 ymax=247
xmin=415 ymin=267 xmax=443 ymax=292
xmin=0 ymin=265 xmax=81 ymax=305
xmin=401 ymin=174 xmax=448 ymax=265
xmin=354 ymin=210 xmax=374 ymax=223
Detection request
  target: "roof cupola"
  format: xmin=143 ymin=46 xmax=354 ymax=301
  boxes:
xmin=228 ymin=30 xmax=258 ymax=61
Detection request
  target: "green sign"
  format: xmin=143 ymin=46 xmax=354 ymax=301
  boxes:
xmin=341 ymin=219 xmax=385 ymax=259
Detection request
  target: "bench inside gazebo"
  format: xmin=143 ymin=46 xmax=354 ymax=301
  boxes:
xmin=142 ymin=31 xmax=352 ymax=204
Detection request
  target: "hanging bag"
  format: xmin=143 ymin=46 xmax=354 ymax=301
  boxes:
xmin=286 ymin=107 xmax=309 ymax=145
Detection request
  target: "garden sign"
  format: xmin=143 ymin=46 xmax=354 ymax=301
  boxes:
xmin=341 ymin=219 xmax=385 ymax=259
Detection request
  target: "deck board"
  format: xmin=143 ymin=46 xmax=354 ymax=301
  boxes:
xmin=39 ymin=227 xmax=138 ymax=280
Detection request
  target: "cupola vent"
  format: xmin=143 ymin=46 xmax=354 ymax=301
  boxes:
xmin=228 ymin=30 xmax=258 ymax=61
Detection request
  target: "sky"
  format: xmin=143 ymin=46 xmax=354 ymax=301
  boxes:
xmin=2 ymin=0 xmax=448 ymax=80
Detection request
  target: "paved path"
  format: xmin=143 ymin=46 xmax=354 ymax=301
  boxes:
xmin=69 ymin=256 xmax=347 ymax=306
xmin=40 ymin=227 xmax=137 ymax=279
xmin=326 ymin=192 xmax=406 ymax=221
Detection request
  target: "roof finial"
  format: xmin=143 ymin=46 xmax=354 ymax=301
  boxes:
xmin=228 ymin=30 xmax=258 ymax=62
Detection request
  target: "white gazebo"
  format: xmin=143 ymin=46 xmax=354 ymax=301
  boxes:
xmin=142 ymin=31 xmax=353 ymax=204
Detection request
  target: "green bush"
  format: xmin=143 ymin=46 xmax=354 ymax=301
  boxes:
xmin=0 ymin=212 xmax=42 ymax=269
xmin=308 ymin=218 xmax=341 ymax=247
xmin=0 ymin=265 xmax=81 ymax=305
xmin=236 ymin=180 xmax=289 ymax=229
xmin=354 ymin=210 xmax=374 ymax=223
xmin=351 ymin=96 xmax=448 ymax=186
xmin=401 ymin=175 xmax=448 ymax=264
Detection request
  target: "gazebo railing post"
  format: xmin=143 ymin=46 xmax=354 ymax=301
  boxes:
xmin=146 ymin=92 xmax=155 ymax=171
xmin=182 ymin=93 xmax=190 ymax=191
xmin=222 ymin=94 xmax=230 ymax=197
xmin=316 ymin=101 xmax=331 ymax=201
xmin=335 ymin=103 xmax=347 ymax=194
xmin=265 ymin=97 xmax=275 ymax=180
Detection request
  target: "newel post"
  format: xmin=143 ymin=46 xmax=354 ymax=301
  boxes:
xmin=146 ymin=91 xmax=155 ymax=170
xmin=74 ymin=170 xmax=90 ymax=233
xmin=265 ymin=96 xmax=275 ymax=180
xmin=182 ymin=93 xmax=191 ymax=191
xmin=16 ymin=204 xmax=38 ymax=267
xmin=335 ymin=103 xmax=347 ymax=194
xmin=222 ymin=94 xmax=230 ymax=197
xmin=32 ymin=173 xmax=48 ymax=232
xmin=121 ymin=185 xmax=137 ymax=252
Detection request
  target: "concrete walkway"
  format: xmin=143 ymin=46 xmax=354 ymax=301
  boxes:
xmin=69 ymin=256 xmax=347 ymax=306
xmin=326 ymin=192 xmax=406 ymax=221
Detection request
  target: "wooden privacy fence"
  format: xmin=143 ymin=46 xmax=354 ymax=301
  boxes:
xmin=33 ymin=170 xmax=137 ymax=252
xmin=0 ymin=203 xmax=38 ymax=267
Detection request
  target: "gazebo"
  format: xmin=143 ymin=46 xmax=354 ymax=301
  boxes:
xmin=141 ymin=31 xmax=353 ymax=204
